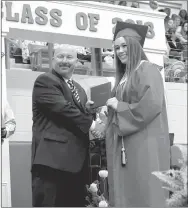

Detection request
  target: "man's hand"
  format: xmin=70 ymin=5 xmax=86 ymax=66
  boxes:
xmin=85 ymin=100 xmax=94 ymax=110
xmin=85 ymin=100 xmax=96 ymax=114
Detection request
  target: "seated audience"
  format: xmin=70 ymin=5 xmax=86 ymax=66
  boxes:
xmin=108 ymin=1 xmax=115 ymax=4
xmin=179 ymin=9 xmax=187 ymax=25
xmin=118 ymin=1 xmax=127 ymax=6
xmin=164 ymin=7 xmax=171 ymax=16
xmin=131 ymin=2 xmax=140 ymax=8
xmin=165 ymin=18 xmax=175 ymax=34
xmin=175 ymin=21 xmax=188 ymax=45
xmin=164 ymin=7 xmax=171 ymax=23
xmin=174 ymin=15 xmax=181 ymax=30
xmin=166 ymin=29 xmax=184 ymax=60
xmin=171 ymin=14 xmax=178 ymax=21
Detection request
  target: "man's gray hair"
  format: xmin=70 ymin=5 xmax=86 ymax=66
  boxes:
xmin=53 ymin=44 xmax=77 ymax=57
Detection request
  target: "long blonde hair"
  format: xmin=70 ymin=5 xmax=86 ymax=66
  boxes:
xmin=112 ymin=36 xmax=148 ymax=96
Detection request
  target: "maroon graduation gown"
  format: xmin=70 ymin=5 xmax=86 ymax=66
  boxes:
xmin=105 ymin=60 xmax=170 ymax=207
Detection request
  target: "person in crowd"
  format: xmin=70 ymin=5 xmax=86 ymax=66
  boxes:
xmin=164 ymin=7 xmax=171 ymax=23
xmin=164 ymin=7 xmax=171 ymax=17
xmin=118 ymin=1 xmax=127 ymax=6
xmin=158 ymin=9 xmax=170 ymax=32
xmin=174 ymin=15 xmax=181 ymax=30
xmin=31 ymin=44 xmax=104 ymax=207
xmin=104 ymin=22 xmax=170 ymax=207
xmin=166 ymin=29 xmax=184 ymax=60
xmin=109 ymin=1 xmax=115 ymax=4
xmin=179 ymin=9 xmax=187 ymax=25
xmin=1 ymin=100 xmax=16 ymax=143
xmin=165 ymin=18 xmax=175 ymax=34
xmin=175 ymin=21 xmax=188 ymax=45
xmin=131 ymin=2 xmax=140 ymax=8
xmin=171 ymin=13 xmax=178 ymax=21
xmin=176 ymin=21 xmax=188 ymax=61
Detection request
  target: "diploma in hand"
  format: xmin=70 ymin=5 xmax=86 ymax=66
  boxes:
xmin=90 ymin=82 xmax=111 ymax=108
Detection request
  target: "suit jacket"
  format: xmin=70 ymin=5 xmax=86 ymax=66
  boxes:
xmin=168 ymin=39 xmax=184 ymax=52
xmin=167 ymin=38 xmax=184 ymax=60
xmin=31 ymin=70 xmax=93 ymax=173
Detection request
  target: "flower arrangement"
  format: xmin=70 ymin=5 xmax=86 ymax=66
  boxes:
xmin=86 ymin=170 xmax=110 ymax=207
xmin=164 ymin=58 xmax=187 ymax=83
xmin=152 ymin=145 xmax=188 ymax=207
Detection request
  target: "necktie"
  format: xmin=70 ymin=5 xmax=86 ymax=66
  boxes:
xmin=67 ymin=79 xmax=81 ymax=103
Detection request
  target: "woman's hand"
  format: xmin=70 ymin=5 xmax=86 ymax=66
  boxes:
xmin=106 ymin=97 xmax=118 ymax=110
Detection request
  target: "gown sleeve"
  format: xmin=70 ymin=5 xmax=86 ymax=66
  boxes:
xmin=113 ymin=62 xmax=164 ymax=137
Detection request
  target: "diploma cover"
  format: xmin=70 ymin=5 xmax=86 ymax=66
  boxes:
xmin=90 ymin=82 xmax=111 ymax=108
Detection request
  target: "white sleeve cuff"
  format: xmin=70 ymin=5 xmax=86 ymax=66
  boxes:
xmin=89 ymin=121 xmax=96 ymax=131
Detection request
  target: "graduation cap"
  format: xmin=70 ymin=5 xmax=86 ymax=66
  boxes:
xmin=113 ymin=21 xmax=148 ymax=47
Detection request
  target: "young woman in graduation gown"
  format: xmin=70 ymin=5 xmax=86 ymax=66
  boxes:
xmin=105 ymin=22 xmax=170 ymax=207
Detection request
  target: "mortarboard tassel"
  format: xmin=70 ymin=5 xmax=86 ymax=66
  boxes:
xmin=121 ymin=137 xmax=127 ymax=167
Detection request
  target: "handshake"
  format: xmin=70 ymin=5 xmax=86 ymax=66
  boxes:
xmin=86 ymin=100 xmax=107 ymax=140
xmin=90 ymin=119 xmax=106 ymax=140
xmin=85 ymin=100 xmax=108 ymax=140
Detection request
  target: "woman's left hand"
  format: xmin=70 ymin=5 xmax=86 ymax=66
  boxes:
xmin=106 ymin=97 xmax=118 ymax=110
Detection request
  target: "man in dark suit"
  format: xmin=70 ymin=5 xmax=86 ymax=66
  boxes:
xmin=31 ymin=45 xmax=102 ymax=207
